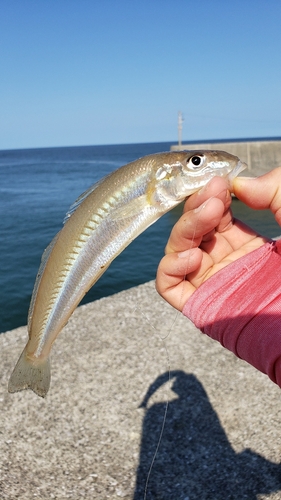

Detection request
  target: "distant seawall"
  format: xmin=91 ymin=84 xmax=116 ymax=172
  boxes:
xmin=170 ymin=138 xmax=281 ymax=176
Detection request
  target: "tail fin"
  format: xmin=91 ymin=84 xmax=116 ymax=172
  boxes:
xmin=8 ymin=347 xmax=51 ymax=398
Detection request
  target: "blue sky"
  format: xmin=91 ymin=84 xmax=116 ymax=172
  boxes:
xmin=1 ymin=0 xmax=281 ymax=150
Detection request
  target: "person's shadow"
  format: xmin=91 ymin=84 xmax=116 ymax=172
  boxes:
xmin=134 ymin=371 xmax=281 ymax=500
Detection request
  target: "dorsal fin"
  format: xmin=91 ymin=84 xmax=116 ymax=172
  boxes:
xmin=63 ymin=175 xmax=108 ymax=224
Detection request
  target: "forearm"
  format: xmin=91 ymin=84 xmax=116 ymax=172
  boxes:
xmin=182 ymin=240 xmax=281 ymax=387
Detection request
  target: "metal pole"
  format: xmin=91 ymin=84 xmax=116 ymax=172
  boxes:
xmin=178 ymin=111 xmax=184 ymax=146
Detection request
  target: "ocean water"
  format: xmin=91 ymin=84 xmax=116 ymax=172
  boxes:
xmin=0 ymin=142 xmax=280 ymax=333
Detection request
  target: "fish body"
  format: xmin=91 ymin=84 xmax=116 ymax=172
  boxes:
xmin=8 ymin=150 xmax=246 ymax=397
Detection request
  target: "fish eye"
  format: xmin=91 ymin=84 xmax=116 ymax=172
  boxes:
xmin=187 ymin=154 xmax=205 ymax=169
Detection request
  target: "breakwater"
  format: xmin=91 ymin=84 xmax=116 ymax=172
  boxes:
xmin=171 ymin=138 xmax=281 ymax=176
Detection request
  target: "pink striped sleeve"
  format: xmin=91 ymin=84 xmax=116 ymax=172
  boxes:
xmin=182 ymin=240 xmax=281 ymax=387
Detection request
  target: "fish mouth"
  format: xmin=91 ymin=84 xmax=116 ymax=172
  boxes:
xmin=228 ymin=160 xmax=247 ymax=182
xmin=181 ymin=159 xmax=247 ymax=195
xmin=226 ymin=160 xmax=247 ymax=192
xmin=237 ymin=160 xmax=248 ymax=175
xmin=201 ymin=159 xmax=247 ymax=178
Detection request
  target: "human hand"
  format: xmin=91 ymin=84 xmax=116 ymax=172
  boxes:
xmin=156 ymin=169 xmax=281 ymax=311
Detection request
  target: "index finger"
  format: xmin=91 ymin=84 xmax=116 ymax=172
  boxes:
xmin=165 ymin=196 xmax=226 ymax=254
xmin=165 ymin=177 xmax=231 ymax=254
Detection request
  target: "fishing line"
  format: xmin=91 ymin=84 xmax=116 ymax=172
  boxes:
xmin=138 ymin=187 xmax=229 ymax=500
xmin=132 ymin=306 xmax=171 ymax=500
xmin=136 ymin=206 xmax=200 ymax=500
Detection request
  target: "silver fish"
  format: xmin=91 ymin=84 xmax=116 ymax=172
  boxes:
xmin=8 ymin=150 xmax=246 ymax=397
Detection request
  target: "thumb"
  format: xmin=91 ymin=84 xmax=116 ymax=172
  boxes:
xmin=233 ymin=167 xmax=281 ymax=225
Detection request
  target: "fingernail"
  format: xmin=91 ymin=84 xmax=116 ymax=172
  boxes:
xmin=234 ymin=176 xmax=257 ymax=181
xmin=197 ymin=183 xmax=209 ymax=195
xmin=241 ymin=176 xmax=256 ymax=180
xmin=193 ymin=201 xmax=206 ymax=213
xmin=178 ymin=248 xmax=196 ymax=259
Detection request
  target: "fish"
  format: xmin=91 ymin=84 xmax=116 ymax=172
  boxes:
xmin=8 ymin=150 xmax=246 ymax=397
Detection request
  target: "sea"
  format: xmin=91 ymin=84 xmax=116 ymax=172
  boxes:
xmin=0 ymin=141 xmax=280 ymax=333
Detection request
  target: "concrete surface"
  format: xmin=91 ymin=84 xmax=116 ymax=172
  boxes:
xmin=1 ymin=280 xmax=281 ymax=499
xmin=171 ymin=139 xmax=281 ymax=176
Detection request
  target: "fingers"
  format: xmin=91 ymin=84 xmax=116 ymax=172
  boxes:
xmin=165 ymin=177 xmax=232 ymax=254
xmin=233 ymin=167 xmax=281 ymax=225
xmin=157 ymin=177 xmax=233 ymax=310
xmin=183 ymin=176 xmax=231 ymax=212
xmin=165 ymin=197 xmax=226 ymax=254
xmin=156 ymin=247 xmax=203 ymax=310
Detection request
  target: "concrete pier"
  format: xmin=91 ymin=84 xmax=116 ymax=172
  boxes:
xmin=1 ymin=281 xmax=281 ymax=499
xmin=171 ymin=138 xmax=281 ymax=176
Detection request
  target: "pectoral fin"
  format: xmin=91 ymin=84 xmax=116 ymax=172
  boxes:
xmin=110 ymin=195 xmax=149 ymax=221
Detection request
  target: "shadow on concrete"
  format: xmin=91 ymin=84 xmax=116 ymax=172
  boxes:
xmin=134 ymin=371 xmax=281 ymax=500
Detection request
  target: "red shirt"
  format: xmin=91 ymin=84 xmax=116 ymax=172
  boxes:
xmin=183 ymin=240 xmax=281 ymax=387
